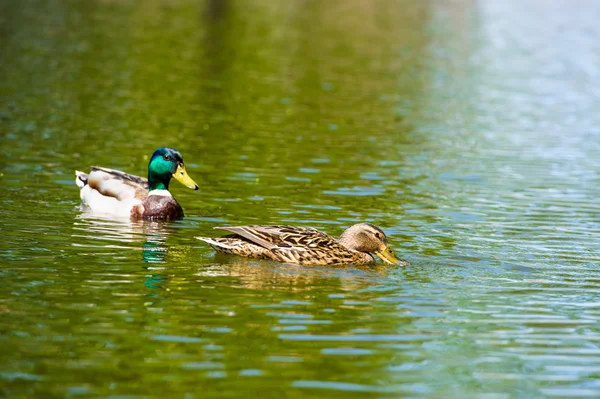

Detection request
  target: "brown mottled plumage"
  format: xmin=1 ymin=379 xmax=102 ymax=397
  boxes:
xmin=196 ymin=223 xmax=402 ymax=266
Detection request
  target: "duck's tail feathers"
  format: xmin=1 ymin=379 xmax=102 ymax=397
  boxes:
xmin=196 ymin=237 xmax=235 ymax=250
xmin=75 ymin=171 xmax=89 ymax=189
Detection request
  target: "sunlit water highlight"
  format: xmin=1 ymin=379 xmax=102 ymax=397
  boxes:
xmin=1 ymin=0 xmax=599 ymax=398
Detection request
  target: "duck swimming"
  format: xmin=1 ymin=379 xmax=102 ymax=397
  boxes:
xmin=75 ymin=147 xmax=198 ymax=220
xmin=196 ymin=223 xmax=401 ymax=265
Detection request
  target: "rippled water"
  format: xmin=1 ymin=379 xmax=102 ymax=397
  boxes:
xmin=1 ymin=0 xmax=599 ymax=397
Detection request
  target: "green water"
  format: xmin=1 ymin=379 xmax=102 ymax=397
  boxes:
xmin=1 ymin=0 xmax=599 ymax=397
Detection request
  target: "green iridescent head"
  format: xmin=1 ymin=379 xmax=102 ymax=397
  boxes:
xmin=147 ymin=147 xmax=199 ymax=192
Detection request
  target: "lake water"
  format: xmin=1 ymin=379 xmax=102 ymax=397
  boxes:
xmin=1 ymin=0 xmax=599 ymax=397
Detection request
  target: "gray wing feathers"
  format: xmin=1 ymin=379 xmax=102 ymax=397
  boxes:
xmin=91 ymin=166 xmax=149 ymax=188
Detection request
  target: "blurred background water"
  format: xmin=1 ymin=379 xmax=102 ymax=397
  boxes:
xmin=1 ymin=0 xmax=599 ymax=397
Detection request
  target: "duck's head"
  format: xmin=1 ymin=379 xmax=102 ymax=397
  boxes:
xmin=147 ymin=147 xmax=199 ymax=191
xmin=338 ymin=223 xmax=400 ymax=265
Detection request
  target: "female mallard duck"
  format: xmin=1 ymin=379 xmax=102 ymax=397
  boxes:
xmin=75 ymin=147 xmax=199 ymax=220
xmin=196 ymin=223 xmax=401 ymax=265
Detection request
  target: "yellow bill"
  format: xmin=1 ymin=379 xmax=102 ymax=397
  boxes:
xmin=376 ymin=246 xmax=401 ymax=265
xmin=173 ymin=164 xmax=199 ymax=190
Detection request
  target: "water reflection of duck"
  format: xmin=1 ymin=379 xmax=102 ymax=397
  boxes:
xmin=194 ymin=258 xmax=391 ymax=291
xmin=73 ymin=214 xmax=173 ymax=288
xmin=196 ymin=223 xmax=403 ymax=266
xmin=73 ymin=214 xmax=173 ymax=261
xmin=75 ymin=148 xmax=199 ymax=220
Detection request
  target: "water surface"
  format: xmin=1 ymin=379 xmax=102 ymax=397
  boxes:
xmin=1 ymin=0 xmax=599 ymax=398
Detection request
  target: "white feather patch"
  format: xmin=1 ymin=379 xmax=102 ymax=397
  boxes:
xmin=79 ymin=185 xmax=141 ymax=217
xmin=148 ymin=190 xmax=173 ymax=197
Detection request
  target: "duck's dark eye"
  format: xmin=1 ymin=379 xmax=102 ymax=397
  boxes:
xmin=375 ymin=232 xmax=383 ymax=240
xmin=163 ymin=155 xmax=172 ymax=161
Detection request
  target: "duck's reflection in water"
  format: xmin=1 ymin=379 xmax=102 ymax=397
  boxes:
xmin=140 ymin=223 xmax=170 ymax=290
xmin=195 ymin=254 xmax=395 ymax=292
xmin=73 ymin=213 xmax=174 ymax=289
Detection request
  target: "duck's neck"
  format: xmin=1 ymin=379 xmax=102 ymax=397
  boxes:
xmin=337 ymin=230 xmax=359 ymax=251
xmin=337 ymin=235 xmax=354 ymax=251
xmin=148 ymin=173 xmax=170 ymax=192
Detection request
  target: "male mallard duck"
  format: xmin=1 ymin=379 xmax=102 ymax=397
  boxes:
xmin=75 ymin=147 xmax=199 ymax=220
xmin=196 ymin=223 xmax=401 ymax=265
